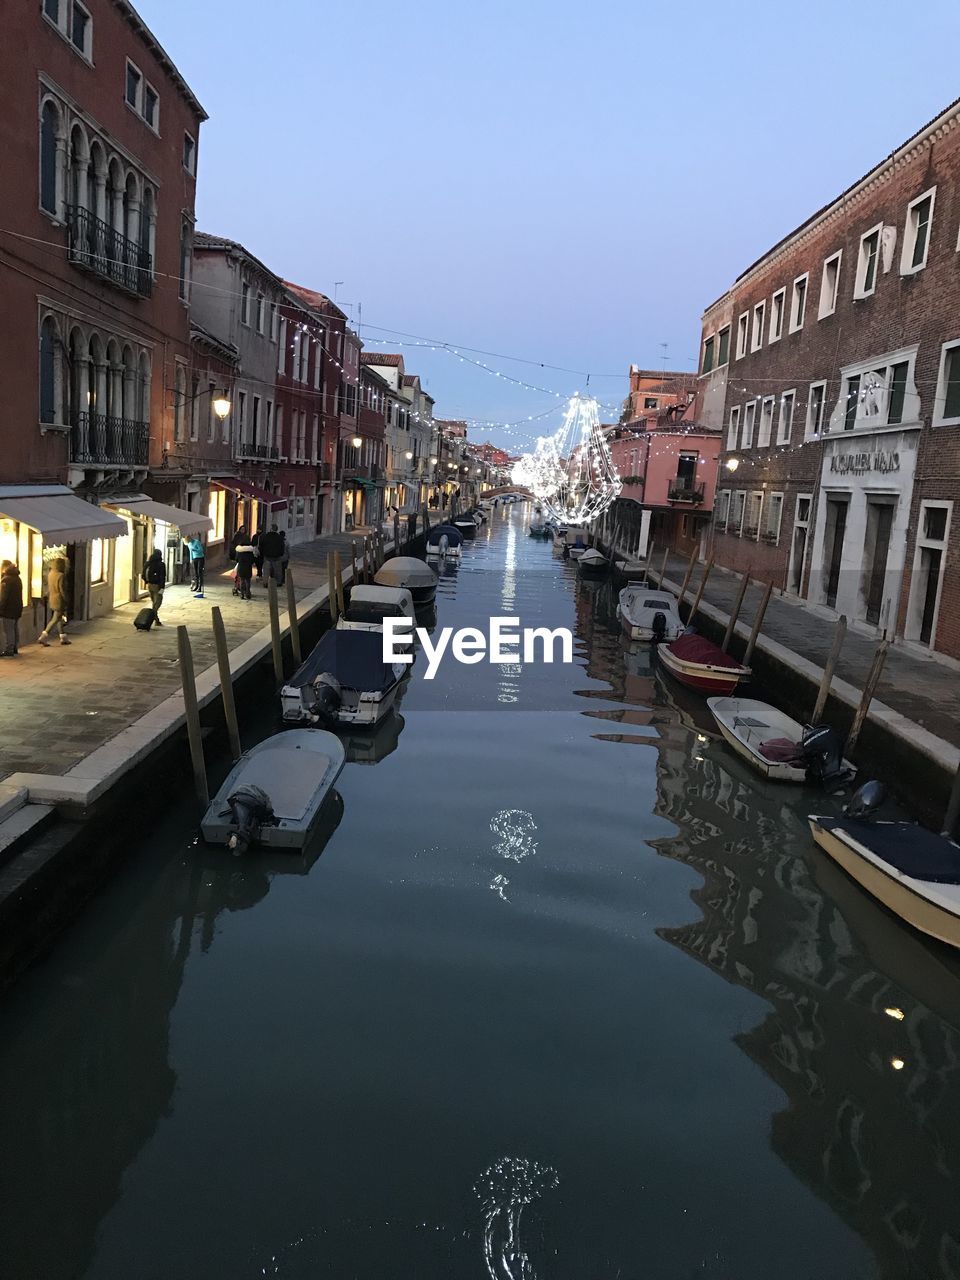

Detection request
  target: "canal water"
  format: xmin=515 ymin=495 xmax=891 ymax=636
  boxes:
xmin=1 ymin=505 xmax=959 ymax=1280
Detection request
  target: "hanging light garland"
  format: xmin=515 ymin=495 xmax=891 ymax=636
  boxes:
xmin=518 ymin=394 xmax=622 ymax=524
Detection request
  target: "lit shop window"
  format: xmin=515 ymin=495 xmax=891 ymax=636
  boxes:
xmin=208 ymin=488 xmax=226 ymax=542
xmin=89 ymin=538 xmax=106 ymax=584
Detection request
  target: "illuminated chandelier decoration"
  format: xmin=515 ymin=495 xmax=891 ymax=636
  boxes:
xmin=523 ymin=394 xmax=621 ymax=524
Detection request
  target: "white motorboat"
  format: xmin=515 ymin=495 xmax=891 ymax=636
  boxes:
xmin=374 ymin=555 xmax=438 ymax=605
xmin=618 ymin=585 xmax=684 ymax=642
xmin=337 ymin=584 xmax=415 ymax=633
xmin=810 ymin=783 xmax=960 ymax=950
xmin=708 ymin=696 xmax=854 ymax=783
xmin=201 ymin=729 xmax=345 ymax=853
xmin=281 ymin=629 xmax=409 ymax=727
xmin=577 ymin=548 xmax=610 ymax=578
xmin=425 ymin=523 xmax=464 ymax=559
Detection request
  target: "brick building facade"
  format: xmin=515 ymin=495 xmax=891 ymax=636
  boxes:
xmin=699 ymin=95 xmax=960 ymax=662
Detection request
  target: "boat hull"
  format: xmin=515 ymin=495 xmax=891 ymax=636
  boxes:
xmin=426 ymin=544 xmax=462 ymax=559
xmin=710 ymin=706 xmax=806 ymax=782
xmin=281 ymin=678 xmax=403 ymax=727
xmin=657 ymin=644 xmax=748 ymax=695
xmin=619 ymin=613 xmax=683 ymax=643
xmin=453 ymin=522 xmax=477 ymax=540
xmin=809 ymin=819 xmax=960 ymax=949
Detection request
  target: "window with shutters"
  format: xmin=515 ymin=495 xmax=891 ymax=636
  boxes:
xmin=901 ymin=188 xmax=935 ymax=275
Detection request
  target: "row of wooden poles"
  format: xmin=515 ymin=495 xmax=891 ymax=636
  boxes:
xmin=173 ymin=520 xmax=416 ymax=808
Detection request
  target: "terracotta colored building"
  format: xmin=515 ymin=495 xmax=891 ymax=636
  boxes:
xmin=0 ymin=0 xmax=207 ymax=636
xmin=699 ymin=94 xmax=960 ymax=662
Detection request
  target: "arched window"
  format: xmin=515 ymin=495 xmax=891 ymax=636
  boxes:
xmin=39 ymin=316 xmax=59 ymax=423
xmin=40 ymin=100 xmax=60 ymax=216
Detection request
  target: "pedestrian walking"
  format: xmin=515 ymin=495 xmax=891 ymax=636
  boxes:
xmin=229 ymin=526 xmax=249 ymax=596
xmin=252 ymin=529 xmax=263 ymax=580
xmin=185 ymin=534 xmax=206 ymax=592
xmin=142 ymin=549 xmax=167 ymax=625
xmin=258 ymin=524 xmax=285 ymax=587
xmin=0 ymin=560 xmax=24 ymax=657
xmin=234 ymin=542 xmax=256 ymax=600
xmin=38 ymin=557 xmax=72 ymax=646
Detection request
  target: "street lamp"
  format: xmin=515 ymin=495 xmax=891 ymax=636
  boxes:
xmin=725 ymin=456 xmax=741 ymax=472
xmin=211 ymin=392 xmax=232 ymax=420
xmin=405 ymin=450 xmax=413 ymax=460
xmin=352 ymin=436 xmax=362 ymax=449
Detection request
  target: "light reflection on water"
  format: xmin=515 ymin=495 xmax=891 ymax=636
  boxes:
xmin=0 ymin=506 xmax=958 ymax=1280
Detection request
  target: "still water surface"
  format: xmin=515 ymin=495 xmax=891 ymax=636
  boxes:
xmin=2 ymin=507 xmax=959 ymax=1279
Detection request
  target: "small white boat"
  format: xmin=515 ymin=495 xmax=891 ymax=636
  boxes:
xmin=708 ymin=697 xmax=810 ymax=782
xmin=618 ymin=586 xmax=684 ymax=642
xmin=201 ymin=729 xmax=345 ymax=853
xmin=374 ymin=555 xmax=438 ymax=605
xmin=577 ymin=548 xmax=610 ymax=578
xmin=810 ymin=784 xmax=960 ymax=949
xmin=337 ymin=584 xmax=415 ymax=633
xmin=281 ymin=629 xmax=409 ymax=727
xmin=425 ymin=524 xmax=464 ymax=559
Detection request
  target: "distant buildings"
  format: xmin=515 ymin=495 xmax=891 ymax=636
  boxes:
xmin=698 ymin=95 xmax=960 ymax=662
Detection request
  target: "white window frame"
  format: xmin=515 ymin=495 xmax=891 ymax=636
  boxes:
xmin=44 ymin=0 xmax=93 ymax=63
xmin=757 ymin=395 xmax=774 ymax=448
xmin=777 ymin=389 xmax=796 ymax=445
xmin=762 ymin=491 xmax=784 ymax=545
xmin=788 ymin=273 xmax=808 ymax=333
xmin=854 ymin=223 xmax=883 ymax=299
xmin=818 ymin=251 xmax=841 ymax=319
xmin=240 ymin=281 xmax=251 ymax=327
xmin=142 ymin=80 xmax=160 ymax=133
xmin=701 ymin=333 xmax=716 ymax=375
xmin=277 ymin=317 xmax=287 ymax=371
xmin=829 ymin=344 xmax=920 ymax=433
xmin=183 ymin=131 xmax=196 ymax=175
xmin=726 ymin=405 xmax=741 ymax=451
xmin=742 ymin=400 xmax=756 ymax=448
xmin=717 ymin=325 xmax=730 ymax=367
xmin=269 ymin=303 xmax=279 ymax=343
xmin=714 ymin=489 xmax=730 ymax=532
xmin=731 ymin=490 xmax=746 ymax=536
xmin=900 ymin=186 xmax=936 ymax=276
xmin=751 ymin=302 xmax=765 ymax=353
xmin=735 ymin=312 xmax=749 ymax=360
xmin=805 ymin=381 xmax=827 ymax=440
xmin=125 ymin=59 xmax=143 ymax=113
xmin=787 ymin=493 xmax=812 ymax=594
xmin=256 ymin=291 xmax=265 ymax=334
xmin=932 ymin=338 xmax=960 ymax=427
xmin=769 ymin=289 xmax=785 ymax=343
xmin=744 ymin=490 xmax=764 ymax=540
xmin=905 ymin=501 xmax=953 ymax=647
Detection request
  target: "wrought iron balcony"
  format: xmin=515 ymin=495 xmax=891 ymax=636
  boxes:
xmin=70 ymin=411 xmax=149 ymax=467
xmin=667 ymin=481 xmax=705 ymax=504
xmin=235 ymin=443 xmax=279 ymax=462
xmin=66 ymin=205 xmax=153 ymax=297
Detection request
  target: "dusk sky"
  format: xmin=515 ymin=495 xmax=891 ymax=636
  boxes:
xmin=140 ymin=0 xmax=960 ymax=451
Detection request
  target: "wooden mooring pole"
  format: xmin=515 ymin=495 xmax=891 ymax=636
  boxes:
xmin=393 ymin=514 xmax=400 ymax=553
xmin=210 ymin=606 xmax=241 ymax=761
xmin=676 ymin=546 xmax=698 ymax=610
xmin=845 ymin=640 xmax=889 ymax=757
xmin=284 ymin=570 xmax=301 ymax=665
xmin=659 ymin=545 xmax=670 ymax=585
xmin=333 ymin=551 xmax=345 ymax=616
xmin=687 ymin=555 xmax=715 ymax=625
xmin=743 ymin=580 xmax=773 ymax=666
xmin=267 ymin=578 xmax=284 ymax=685
xmin=327 ymin=552 xmax=338 ymax=623
xmin=811 ymin=615 xmax=847 ymax=724
xmin=176 ymin=625 xmax=208 ymax=805
xmin=721 ymin=569 xmax=751 ymax=653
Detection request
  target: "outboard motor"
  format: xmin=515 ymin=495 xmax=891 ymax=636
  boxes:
xmin=225 ymin=784 xmax=274 ymax=855
xmin=308 ymin=672 xmax=342 ymax=727
xmin=650 ymin=611 xmax=667 ymax=644
xmin=800 ymin=724 xmax=846 ymax=785
xmin=844 ymin=779 xmax=887 ymax=820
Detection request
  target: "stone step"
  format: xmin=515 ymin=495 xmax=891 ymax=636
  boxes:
xmin=0 ymin=785 xmax=28 ymax=825
xmin=0 ymin=804 xmax=55 ymax=869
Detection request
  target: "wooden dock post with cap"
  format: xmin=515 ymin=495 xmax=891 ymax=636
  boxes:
xmin=284 ymin=570 xmax=301 ymax=666
xmin=811 ymin=615 xmax=847 ymax=724
xmin=210 ymin=606 xmax=241 ymax=761
xmin=677 ymin=546 xmax=698 ymax=610
xmin=267 ymin=578 xmax=284 ymax=685
xmin=333 ymin=551 xmax=345 ymax=616
xmin=846 ymin=640 xmax=889 ymax=756
xmin=176 ymin=625 xmax=208 ymax=804
xmin=327 ymin=552 xmax=338 ymax=623
xmin=687 ymin=555 xmax=714 ymax=625
xmin=721 ymin=569 xmax=751 ymax=653
xmin=659 ymin=545 xmax=669 ymax=585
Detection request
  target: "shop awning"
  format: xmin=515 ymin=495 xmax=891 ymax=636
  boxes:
xmin=349 ymin=477 xmax=380 ymax=491
xmin=212 ymin=478 xmax=287 ymax=507
xmin=104 ymin=495 xmax=212 ymax=537
xmin=0 ymin=485 xmax=127 ymax=545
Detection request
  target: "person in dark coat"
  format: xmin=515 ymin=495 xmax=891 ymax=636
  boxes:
xmin=229 ymin=525 xmax=248 ymax=561
xmin=142 ymin=549 xmax=166 ymax=624
xmin=0 ymin=560 xmax=24 ymax=657
xmin=258 ymin=524 xmax=285 ymax=586
xmin=39 ymin=557 xmax=71 ymax=646
xmin=251 ymin=529 xmax=263 ymax=579
xmin=233 ymin=542 xmax=256 ymax=600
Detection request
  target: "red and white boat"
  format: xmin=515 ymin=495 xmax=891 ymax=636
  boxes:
xmin=657 ymin=633 xmax=750 ymax=695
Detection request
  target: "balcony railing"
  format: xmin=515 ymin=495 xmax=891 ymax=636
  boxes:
xmin=235 ymin=443 xmax=279 ymax=462
xmin=667 ymin=481 xmax=705 ymax=504
xmin=66 ymin=205 xmax=153 ymax=297
xmin=70 ymin=411 xmax=149 ymax=467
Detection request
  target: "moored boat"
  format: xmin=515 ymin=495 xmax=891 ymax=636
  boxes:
xmin=577 ymin=548 xmax=610 ymax=577
xmin=708 ymin=696 xmax=851 ymax=783
xmin=618 ymin=585 xmax=684 ymax=642
xmin=657 ymin=633 xmax=750 ymax=695
xmin=281 ymin=628 xmax=409 ymax=727
xmin=425 ymin=523 xmax=464 ymax=559
xmin=453 ymin=516 xmax=478 ymax=540
xmin=810 ymin=784 xmax=960 ymax=949
xmin=374 ymin=555 xmax=438 ymax=605
xmin=337 ymin=584 xmax=415 ymax=633
xmin=201 ymin=729 xmax=345 ymax=853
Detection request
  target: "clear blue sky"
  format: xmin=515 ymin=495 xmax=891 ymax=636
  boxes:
xmin=139 ymin=0 xmax=960 ymax=450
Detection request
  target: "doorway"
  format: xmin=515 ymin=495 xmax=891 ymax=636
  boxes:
xmin=917 ymin=547 xmax=942 ymax=644
xmin=824 ymin=497 xmax=848 ymax=609
xmin=862 ymin=499 xmax=894 ymax=627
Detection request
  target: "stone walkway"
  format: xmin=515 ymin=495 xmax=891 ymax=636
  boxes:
xmin=0 ymin=525 xmax=407 ymax=782
xmin=657 ymin=553 xmax=960 ymax=754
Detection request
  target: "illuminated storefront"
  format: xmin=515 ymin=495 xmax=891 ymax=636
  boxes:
xmin=103 ymin=495 xmax=213 ymax=594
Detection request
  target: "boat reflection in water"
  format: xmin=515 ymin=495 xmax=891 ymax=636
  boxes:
xmin=339 ymin=709 xmax=406 ymax=765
